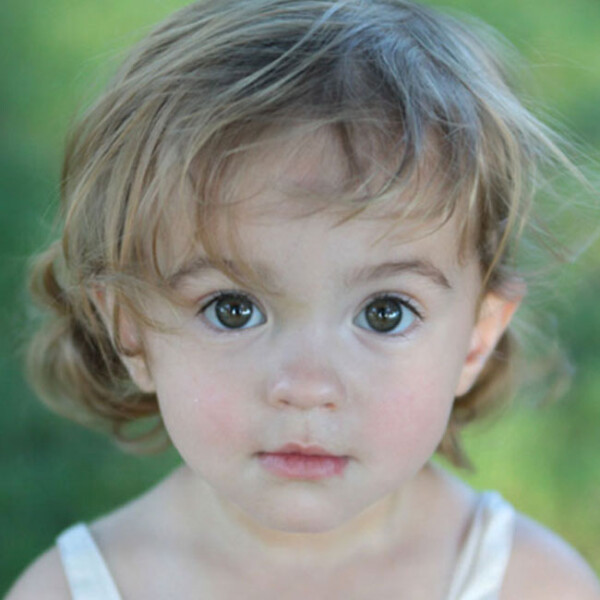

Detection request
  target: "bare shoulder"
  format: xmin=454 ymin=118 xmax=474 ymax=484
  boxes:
xmin=5 ymin=546 xmax=70 ymax=600
xmin=501 ymin=511 xmax=600 ymax=600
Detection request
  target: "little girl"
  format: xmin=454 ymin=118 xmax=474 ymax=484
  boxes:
xmin=8 ymin=0 xmax=600 ymax=598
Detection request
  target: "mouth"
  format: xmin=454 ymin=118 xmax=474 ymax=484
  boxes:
xmin=257 ymin=443 xmax=349 ymax=480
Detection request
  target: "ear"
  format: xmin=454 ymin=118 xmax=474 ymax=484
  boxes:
xmin=91 ymin=286 xmax=156 ymax=394
xmin=455 ymin=290 xmax=522 ymax=397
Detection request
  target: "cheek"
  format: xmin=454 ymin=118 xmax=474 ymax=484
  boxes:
xmin=189 ymin=388 xmax=248 ymax=444
xmin=151 ymin=352 xmax=254 ymax=459
xmin=360 ymin=364 xmax=455 ymax=462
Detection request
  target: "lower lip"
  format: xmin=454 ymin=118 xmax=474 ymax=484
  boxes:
xmin=258 ymin=453 xmax=349 ymax=480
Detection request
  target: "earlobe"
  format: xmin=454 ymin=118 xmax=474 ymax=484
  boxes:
xmin=90 ymin=286 xmax=156 ymax=394
xmin=455 ymin=291 xmax=522 ymax=397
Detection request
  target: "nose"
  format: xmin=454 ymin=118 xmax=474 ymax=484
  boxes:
xmin=266 ymin=348 xmax=346 ymax=411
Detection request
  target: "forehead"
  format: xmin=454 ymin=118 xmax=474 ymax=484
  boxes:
xmin=160 ymin=128 xmax=468 ymax=281
xmin=223 ymin=128 xmax=366 ymax=219
xmin=214 ymin=127 xmax=454 ymax=231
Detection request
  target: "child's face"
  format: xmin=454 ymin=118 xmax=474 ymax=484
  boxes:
xmin=125 ymin=133 xmax=509 ymax=535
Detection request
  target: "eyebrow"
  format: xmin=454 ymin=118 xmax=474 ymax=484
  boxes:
xmin=169 ymin=256 xmax=452 ymax=291
xmin=343 ymin=259 xmax=453 ymax=290
xmin=168 ymin=257 xmax=278 ymax=289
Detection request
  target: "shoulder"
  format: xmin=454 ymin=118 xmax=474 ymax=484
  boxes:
xmin=5 ymin=546 xmax=70 ymax=600
xmin=501 ymin=511 xmax=600 ymax=600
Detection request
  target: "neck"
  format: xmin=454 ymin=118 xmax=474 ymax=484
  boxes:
xmin=169 ymin=463 xmax=439 ymax=571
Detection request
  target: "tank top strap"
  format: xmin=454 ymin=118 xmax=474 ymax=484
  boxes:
xmin=445 ymin=490 xmax=516 ymax=600
xmin=57 ymin=523 xmax=123 ymax=600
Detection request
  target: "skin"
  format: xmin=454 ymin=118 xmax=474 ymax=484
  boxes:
xmin=8 ymin=131 xmax=600 ymax=600
xmin=119 ymin=130 xmax=518 ymax=565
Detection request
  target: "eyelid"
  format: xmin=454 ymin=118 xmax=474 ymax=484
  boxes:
xmin=198 ymin=289 xmax=263 ymax=312
xmin=359 ymin=291 xmax=424 ymax=320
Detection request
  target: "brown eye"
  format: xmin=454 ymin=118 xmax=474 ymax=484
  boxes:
xmin=355 ymin=296 xmax=417 ymax=334
xmin=202 ymin=293 xmax=265 ymax=330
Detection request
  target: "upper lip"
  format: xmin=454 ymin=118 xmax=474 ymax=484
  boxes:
xmin=266 ymin=443 xmax=339 ymax=457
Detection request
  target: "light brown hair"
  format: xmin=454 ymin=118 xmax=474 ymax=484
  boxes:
xmin=27 ymin=0 xmax=581 ymax=468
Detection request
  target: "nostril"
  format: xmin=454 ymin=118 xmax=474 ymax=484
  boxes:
xmin=266 ymin=360 xmax=346 ymax=410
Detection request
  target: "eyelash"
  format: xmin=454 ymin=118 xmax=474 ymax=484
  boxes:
xmin=354 ymin=293 xmax=423 ymax=336
xmin=198 ymin=290 xmax=266 ymax=332
xmin=197 ymin=290 xmax=424 ymax=335
xmin=369 ymin=293 xmax=421 ymax=317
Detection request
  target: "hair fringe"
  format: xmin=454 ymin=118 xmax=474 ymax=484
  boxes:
xmin=26 ymin=0 xmax=594 ymax=466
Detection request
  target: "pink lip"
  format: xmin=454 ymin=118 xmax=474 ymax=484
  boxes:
xmin=271 ymin=442 xmax=337 ymax=456
xmin=258 ymin=443 xmax=349 ymax=480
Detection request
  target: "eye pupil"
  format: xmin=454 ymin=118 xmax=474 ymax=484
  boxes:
xmin=365 ymin=298 xmax=403 ymax=332
xmin=215 ymin=295 xmax=253 ymax=328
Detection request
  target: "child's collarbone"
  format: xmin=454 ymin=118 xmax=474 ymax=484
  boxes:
xmin=117 ymin=532 xmax=458 ymax=600
xmin=220 ymin=555 xmax=453 ymax=600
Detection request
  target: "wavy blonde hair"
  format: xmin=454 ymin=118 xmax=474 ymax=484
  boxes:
xmin=27 ymin=0 xmax=579 ymax=468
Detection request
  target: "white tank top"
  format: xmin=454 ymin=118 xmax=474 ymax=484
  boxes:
xmin=57 ymin=490 xmax=515 ymax=600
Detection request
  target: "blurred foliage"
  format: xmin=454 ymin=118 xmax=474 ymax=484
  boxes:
xmin=1 ymin=0 xmax=599 ymax=592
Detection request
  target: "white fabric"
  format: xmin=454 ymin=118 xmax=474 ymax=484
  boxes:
xmin=56 ymin=490 xmax=515 ymax=600
xmin=57 ymin=523 xmax=123 ymax=600
xmin=446 ymin=491 xmax=515 ymax=600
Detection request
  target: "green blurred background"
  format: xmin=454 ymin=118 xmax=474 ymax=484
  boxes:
xmin=2 ymin=0 xmax=599 ymax=591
